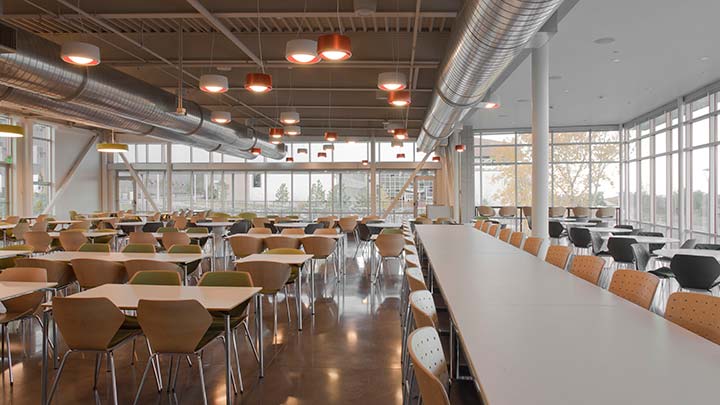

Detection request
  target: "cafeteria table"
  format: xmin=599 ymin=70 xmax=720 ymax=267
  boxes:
xmin=40 ymin=284 xmax=260 ymax=405
xmin=601 ymin=235 xmax=680 ymax=244
xmin=653 ymin=248 xmax=720 ymax=260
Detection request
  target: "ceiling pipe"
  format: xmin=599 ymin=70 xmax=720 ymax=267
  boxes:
xmin=416 ymin=0 xmax=563 ymax=152
xmin=0 ymin=25 xmax=283 ymax=159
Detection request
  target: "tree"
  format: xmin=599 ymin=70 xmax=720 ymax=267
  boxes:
xmin=274 ymin=183 xmax=289 ymax=203
xmin=310 ymin=179 xmax=327 ymax=210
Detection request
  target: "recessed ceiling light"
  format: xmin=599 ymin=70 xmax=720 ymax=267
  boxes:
xmin=593 ymin=37 xmax=615 ymax=45
xmin=549 ymin=75 xmax=562 ymax=80
xmin=700 ymin=56 xmax=710 ymax=62
xmin=611 ymin=58 xmax=621 ymax=63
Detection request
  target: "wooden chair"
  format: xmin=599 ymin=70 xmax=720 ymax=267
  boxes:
xmin=509 ymin=232 xmax=524 ymax=248
xmin=129 ymin=232 xmax=159 ymax=246
xmin=371 ymin=233 xmax=405 ymax=283
xmin=568 ymin=255 xmax=605 ymax=286
xmin=280 ymin=228 xmax=304 ymax=235
xmin=161 ymin=232 xmax=191 ymax=251
xmin=58 ymin=230 xmax=88 ymax=251
xmin=498 ymin=228 xmax=512 ymax=242
xmin=488 ymin=224 xmax=499 ymax=237
xmin=409 ymin=290 xmax=438 ymax=329
xmin=247 ymin=228 xmax=272 ymax=235
xmin=477 ymin=206 xmax=495 ymax=217
xmin=545 ymin=245 xmax=572 ymax=270
xmin=302 ymin=235 xmax=339 ymax=278
xmin=407 ymin=327 xmax=451 ymax=405
xmin=264 ymin=235 xmax=301 ymax=250
xmin=123 ymin=259 xmax=182 ymax=281
xmin=498 ymin=206 xmax=516 ymax=217
xmin=235 ymin=261 xmax=292 ymax=338
xmin=15 ymin=258 xmax=76 ymax=292
xmin=228 ymin=235 xmax=264 ymax=259
xmin=480 ymin=221 xmax=491 ymax=233
xmin=522 ymin=237 xmax=544 ymax=256
xmin=665 ymin=292 xmax=720 ymax=345
xmin=608 ymin=269 xmax=659 ymax=310
xmin=548 ymin=206 xmax=566 ymax=218
xmin=71 ymin=258 xmax=127 ymax=290
xmin=24 ymin=231 xmax=54 ymax=254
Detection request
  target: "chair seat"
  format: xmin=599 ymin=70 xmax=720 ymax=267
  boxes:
xmin=208 ymin=313 xmax=249 ymax=331
xmin=0 ymin=309 xmax=34 ymax=324
xmin=648 ymin=267 xmax=674 ymax=279
xmin=195 ymin=329 xmax=223 ymax=352
xmin=109 ymin=328 xmax=141 ymax=348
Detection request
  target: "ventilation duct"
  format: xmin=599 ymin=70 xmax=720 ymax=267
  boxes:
xmin=0 ymin=25 xmax=283 ymax=160
xmin=416 ymin=0 xmax=563 ymax=152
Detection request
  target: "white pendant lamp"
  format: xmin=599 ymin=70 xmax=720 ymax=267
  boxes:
xmin=210 ymin=111 xmax=231 ymax=124
xmin=297 ymin=148 xmax=308 ymax=155
xmin=377 ymin=72 xmax=407 ymax=91
xmin=61 ymin=41 xmax=101 ymax=66
xmin=285 ymin=39 xmax=321 ymax=64
xmin=386 ymin=122 xmax=402 ymax=134
xmin=284 ymin=125 xmax=301 ymax=136
xmin=199 ymin=74 xmax=229 ymax=93
xmin=280 ymin=111 xmax=300 ymax=124
xmin=0 ymin=124 xmax=24 ymax=138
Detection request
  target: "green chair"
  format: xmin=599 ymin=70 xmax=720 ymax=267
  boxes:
xmin=91 ymin=229 xmax=117 ymax=244
xmin=122 ymin=243 xmax=156 ymax=253
xmin=0 ymin=245 xmax=32 ymax=270
xmin=236 ymin=212 xmax=257 ymax=220
xmin=287 ymin=215 xmax=300 ymax=220
xmin=186 ymin=227 xmax=210 ymax=248
xmin=168 ymin=244 xmax=203 ymax=276
xmin=128 ymin=270 xmax=181 ymax=286
xmin=157 ymin=227 xmax=178 ymax=233
xmin=79 ymin=243 xmax=111 ymax=252
xmin=267 ymin=214 xmax=279 ymax=219
xmin=381 ymin=228 xmax=404 ymax=235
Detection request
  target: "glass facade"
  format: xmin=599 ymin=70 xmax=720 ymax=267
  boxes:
xmin=32 ymin=124 xmax=54 ymax=215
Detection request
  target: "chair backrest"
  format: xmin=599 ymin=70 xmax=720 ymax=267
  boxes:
xmin=129 ymin=270 xmax=182 ymax=286
xmin=237 ymin=212 xmax=258 ymax=220
xmin=248 ymin=228 xmax=272 ymax=235
xmin=228 ymin=219 xmax=252 ymax=235
xmin=488 ymin=224 xmax=499 ymax=237
xmin=264 ymin=222 xmax=279 ymax=234
xmin=414 ymin=216 xmax=432 ymax=225
xmin=498 ymin=228 xmax=512 ymax=242
xmin=548 ymin=206 xmax=566 ymax=218
xmin=174 ymin=216 xmax=188 ymax=230
xmin=264 ymin=235 xmax=301 ymax=250
xmin=608 ymin=270 xmax=659 ymax=310
xmin=637 ymin=231 xmax=665 ymax=251
xmin=407 ymin=327 xmax=451 ymax=405
xmin=161 ymin=231 xmax=191 ymax=250
xmin=433 ymin=217 xmax=453 ymax=224
xmin=59 ymin=230 xmax=88 ymax=251
xmin=0 ymin=267 xmax=47 ymax=313
xmin=157 ymin=227 xmax=179 ymax=233
xmin=235 ymin=261 xmax=291 ymax=294
xmin=478 ymin=206 xmax=495 ymax=217
xmin=509 ymin=232 xmax=524 ymax=248
xmin=630 ymin=244 xmax=651 ymax=271
xmin=53 ymin=297 xmax=126 ymax=350
xmin=314 ymin=228 xmax=338 ymax=235
xmin=480 ymin=221 xmax=491 ymax=232
xmin=569 ymin=255 xmax=605 ymax=285
xmin=497 ymin=206 xmax=515 ymax=217
xmin=406 ymin=267 xmax=427 ymax=292
xmin=338 ymin=216 xmax=358 ymax=232
xmin=24 ymin=231 xmax=53 ymax=253
xmin=70 ymin=258 xmax=127 ymax=289
xmin=545 ymin=245 xmax=571 ymax=270
xmin=301 ymin=236 xmax=337 ymax=258
xmin=694 ymin=243 xmax=720 ymax=250
xmin=252 ymin=217 xmax=270 ymax=228
xmin=375 ymin=233 xmax=405 ymax=257
xmin=606 ymin=237 xmax=637 ymax=263
xmin=679 ymin=239 xmax=697 ymax=249
xmin=31 ymin=219 xmax=48 ymax=231
xmin=409 ymin=290 xmax=438 ymax=329
xmin=595 ymin=207 xmax=615 ymax=218
xmin=670 ymin=254 xmax=720 ymax=290
xmin=138 ymin=299 xmax=212 ymax=354
xmin=665 ymin=292 xmax=720 ymax=345
xmin=568 ymin=227 xmax=592 ymax=248
xmin=123 ymin=259 xmax=181 ymax=280
xmin=4 ymin=215 xmax=19 ymax=224
xmin=199 ymin=271 xmax=253 ymax=287
xmin=590 ymin=232 xmax=606 ymax=255
xmin=548 ymin=221 xmax=565 ymax=238
xmin=68 ymin=220 xmax=91 ymax=230
xmin=473 ymin=220 xmax=484 ymax=230
xmin=571 ymin=207 xmax=590 ymax=218
xmin=122 ymin=243 xmax=157 ymax=253
xmin=522 ymin=237 xmax=544 ymax=256
xmin=11 ymin=222 xmax=29 ymax=240
xmin=167 ymin=244 xmax=202 ymax=254
xmin=228 ymin=235 xmax=265 ymax=258
xmin=129 ymin=232 xmax=158 ymax=245
xmin=280 ymin=228 xmax=304 ymax=235
xmin=15 ymin=257 xmax=75 ymax=287
xmin=356 ymin=223 xmax=372 ymax=241
xmin=79 ymin=243 xmax=111 ymax=252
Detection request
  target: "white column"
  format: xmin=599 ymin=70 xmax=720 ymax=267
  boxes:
xmin=15 ymin=118 xmax=34 ymax=216
xmin=459 ymin=125 xmax=475 ymax=223
xmin=531 ymin=43 xmax=550 ymax=238
xmin=369 ymin=136 xmax=377 ymax=215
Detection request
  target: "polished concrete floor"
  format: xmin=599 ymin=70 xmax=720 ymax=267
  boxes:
xmin=0 ymin=242 xmax=483 ymax=404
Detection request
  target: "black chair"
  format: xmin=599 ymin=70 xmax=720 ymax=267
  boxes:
xmin=142 ymin=222 xmax=162 ymax=233
xmin=637 ymin=231 xmax=665 ymax=253
xmin=590 ymin=232 xmax=610 ymax=257
xmin=264 ymin=222 xmax=279 ymax=234
xmin=670 ymin=254 xmax=720 ymax=292
xmin=569 ymin=227 xmax=592 ymax=254
xmin=607 ymin=237 xmax=637 ymax=269
xmin=694 ymin=243 xmax=720 ymax=250
xmin=353 ymin=223 xmax=373 ymax=257
xmin=228 ymin=220 xmax=251 ymax=235
xmin=303 ymin=222 xmax=325 ymax=235
xmin=679 ymin=239 xmax=697 ymax=249
xmin=631 ymin=243 xmax=673 ymax=278
xmin=548 ymin=221 xmax=565 ymax=239
xmin=613 ymin=224 xmax=638 ymax=235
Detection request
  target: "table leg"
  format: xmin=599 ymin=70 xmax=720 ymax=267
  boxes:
xmin=256 ymin=295 xmax=264 ymax=378
xmin=310 ymin=260 xmax=316 ymax=315
xmin=297 ymin=263 xmax=303 ymax=331
xmin=51 ymin=290 xmax=58 ymax=369
xmin=449 ymin=318 xmax=455 ymax=382
xmin=41 ymin=309 xmax=49 ymax=405
xmin=225 ymin=314 xmax=232 ymax=403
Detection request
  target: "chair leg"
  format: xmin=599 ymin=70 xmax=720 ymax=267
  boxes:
xmin=284 ymin=286 xmax=292 ymax=325
xmin=108 ymin=352 xmax=119 ymax=405
xmin=145 ymin=337 xmax=162 ymax=391
xmin=4 ymin=324 xmax=12 ymax=385
xmin=133 ymin=353 xmax=156 ymax=405
xmin=166 ymin=355 xmax=175 ymax=393
xmin=273 ymin=295 xmax=278 ymax=339
xmin=170 ymin=354 xmax=181 ymax=392
xmin=232 ymin=330 xmax=244 ymax=393
xmin=93 ymin=353 xmax=102 ymax=390
xmin=197 ymin=353 xmax=208 ymax=405
xmin=48 ymin=351 xmax=72 ymax=404
xmin=242 ymin=321 xmax=260 ymax=364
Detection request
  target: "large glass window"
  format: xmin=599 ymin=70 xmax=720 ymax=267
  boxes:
xmin=32 ymin=124 xmax=54 ymax=215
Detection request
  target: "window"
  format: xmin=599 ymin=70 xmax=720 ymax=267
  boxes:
xmin=32 ymin=124 xmax=54 ymax=215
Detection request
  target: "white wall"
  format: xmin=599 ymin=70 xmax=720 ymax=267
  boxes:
xmin=53 ymin=125 xmax=101 ymax=219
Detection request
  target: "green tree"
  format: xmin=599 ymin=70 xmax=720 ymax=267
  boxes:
xmin=310 ymin=179 xmax=327 ymax=210
xmin=274 ymin=183 xmax=289 ymax=203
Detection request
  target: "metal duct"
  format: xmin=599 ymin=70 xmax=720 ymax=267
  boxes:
xmin=0 ymin=85 xmax=258 ymax=157
xmin=416 ymin=0 xmax=563 ymax=151
xmin=0 ymin=25 xmax=284 ymax=160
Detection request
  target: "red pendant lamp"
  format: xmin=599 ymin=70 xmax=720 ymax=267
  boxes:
xmin=393 ymin=128 xmax=408 ymax=140
xmin=251 ymin=147 xmax=262 ymax=156
xmin=269 ymin=128 xmax=284 ymax=139
xmin=317 ymin=34 xmax=352 ymax=61
xmin=245 ymin=73 xmax=273 ymax=93
xmin=324 ymin=131 xmax=338 ymax=142
xmin=388 ymin=90 xmax=411 ymax=107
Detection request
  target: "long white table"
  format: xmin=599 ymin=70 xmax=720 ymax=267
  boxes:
xmin=415 ymin=224 xmax=720 ymax=405
xmin=654 ymin=248 xmax=720 ymax=260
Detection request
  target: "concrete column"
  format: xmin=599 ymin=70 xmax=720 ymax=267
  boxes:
xmin=459 ymin=125 xmax=475 ymax=223
xmin=531 ymin=43 xmax=550 ymax=238
xmin=15 ymin=118 xmax=34 ymax=216
xmin=369 ymin=136 xmax=377 ymax=215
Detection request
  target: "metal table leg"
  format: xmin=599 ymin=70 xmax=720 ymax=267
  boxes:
xmin=255 ymin=295 xmax=264 ymax=378
xmin=41 ymin=309 xmax=49 ymax=405
xmin=296 ymin=264 xmax=303 ymax=331
xmin=225 ymin=314 xmax=232 ymax=403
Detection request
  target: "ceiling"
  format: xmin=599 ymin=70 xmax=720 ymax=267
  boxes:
xmin=0 ymin=0 xmax=460 ymax=139
xmin=464 ymin=0 xmax=720 ymax=130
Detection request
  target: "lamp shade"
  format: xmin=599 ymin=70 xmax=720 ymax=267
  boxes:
xmin=393 ymin=128 xmax=408 ymax=140
xmin=97 ymin=143 xmax=128 ymax=153
xmin=388 ymin=90 xmax=411 ymax=106
xmin=324 ymin=131 xmax=338 ymax=142
xmin=323 ymin=144 xmax=335 ymax=151
xmin=386 ymin=122 xmax=402 ymax=134
xmin=210 ymin=111 xmax=231 ymax=124
xmin=317 ymin=34 xmax=352 ymax=61
xmin=271 ymin=138 xmax=282 ymax=145
xmin=0 ymin=124 xmax=24 ymax=138
xmin=284 ymin=125 xmax=301 ymax=136
xmin=251 ymin=147 xmax=262 ymax=155
xmin=396 ymin=153 xmax=406 ymax=159
xmin=455 ymin=144 xmax=467 ymax=152
xmin=269 ymin=128 xmax=284 ymax=139
xmin=285 ymin=39 xmax=321 ymax=64
xmin=432 ymin=156 xmax=441 ymax=162
xmin=297 ymin=148 xmax=308 ymax=155
xmin=280 ymin=111 xmax=300 ymax=124
xmin=61 ymin=41 xmax=100 ymax=66
xmin=244 ymin=73 xmax=272 ymax=93
xmin=361 ymin=159 xmax=369 ymax=166
xmin=199 ymin=74 xmax=229 ymax=93
xmin=390 ymin=139 xmax=403 ymax=148
xmin=286 ymin=157 xmax=295 ymax=162
xmin=317 ymin=151 xmax=328 ymax=158
xmin=378 ymin=72 xmax=407 ymax=91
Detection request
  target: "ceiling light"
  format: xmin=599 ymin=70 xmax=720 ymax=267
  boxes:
xmin=393 ymin=128 xmax=408 ymax=140
xmin=396 ymin=153 xmax=406 ymax=159
xmin=0 ymin=124 xmax=23 ymax=138
xmin=244 ymin=73 xmax=272 ymax=93
xmin=297 ymin=148 xmax=308 ymax=155
xmin=354 ymin=0 xmax=377 ymax=16
xmin=478 ymin=94 xmax=500 ymax=109
xmin=251 ymin=147 xmax=262 ymax=156
xmin=323 ymin=144 xmax=335 ymax=151
xmin=271 ymin=138 xmax=282 ymax=145
xmin=361 ymin=159 xmax=369 ymax=166
xmin=593 ymin=37 xmax=615 ymax=45
xmin=386 ymin=122 xmax=402 ymax=134
xmin=317 ymin=33 xmax=352 ymax=61
xmin=210 ymin=111 xmax=231 ymax=124
xmin=280 ymin=111 xmax=300 ymax=124
xmin=432 ymin=156 xmax=441 ymax=162
xmin=317 ymin=151 xmax=328 ymax=158
xmin=347 ymin=139 xmax=357 ymax=144
xmin=455 ymin=144 xmax=466 ymax=152
xmin=284 ymin=125 xmax=301 ymax=136
xmin=324 ymin=131 xmax=338 ymax=142
xmin=60 ymin=41 xmax=100 ymax=66
xmin=391 ymin=139 xmax=403 ymax=148
xmin=378 ymin=72 xmax=407 ymax=91
xmin=97 ymin=143 xmax=129 ymax=153
xmin=286 ymin=156 xmax=294 ymax=162
xmin=388 ymin=90 xmax=411 ymax=107
xmin=269 ymin=128 xmax=284 ymax=139
xmin=199 ymin=74 xmax=229 ymax=93
xmin=286 ymin=39 xmax=321 ymax=64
